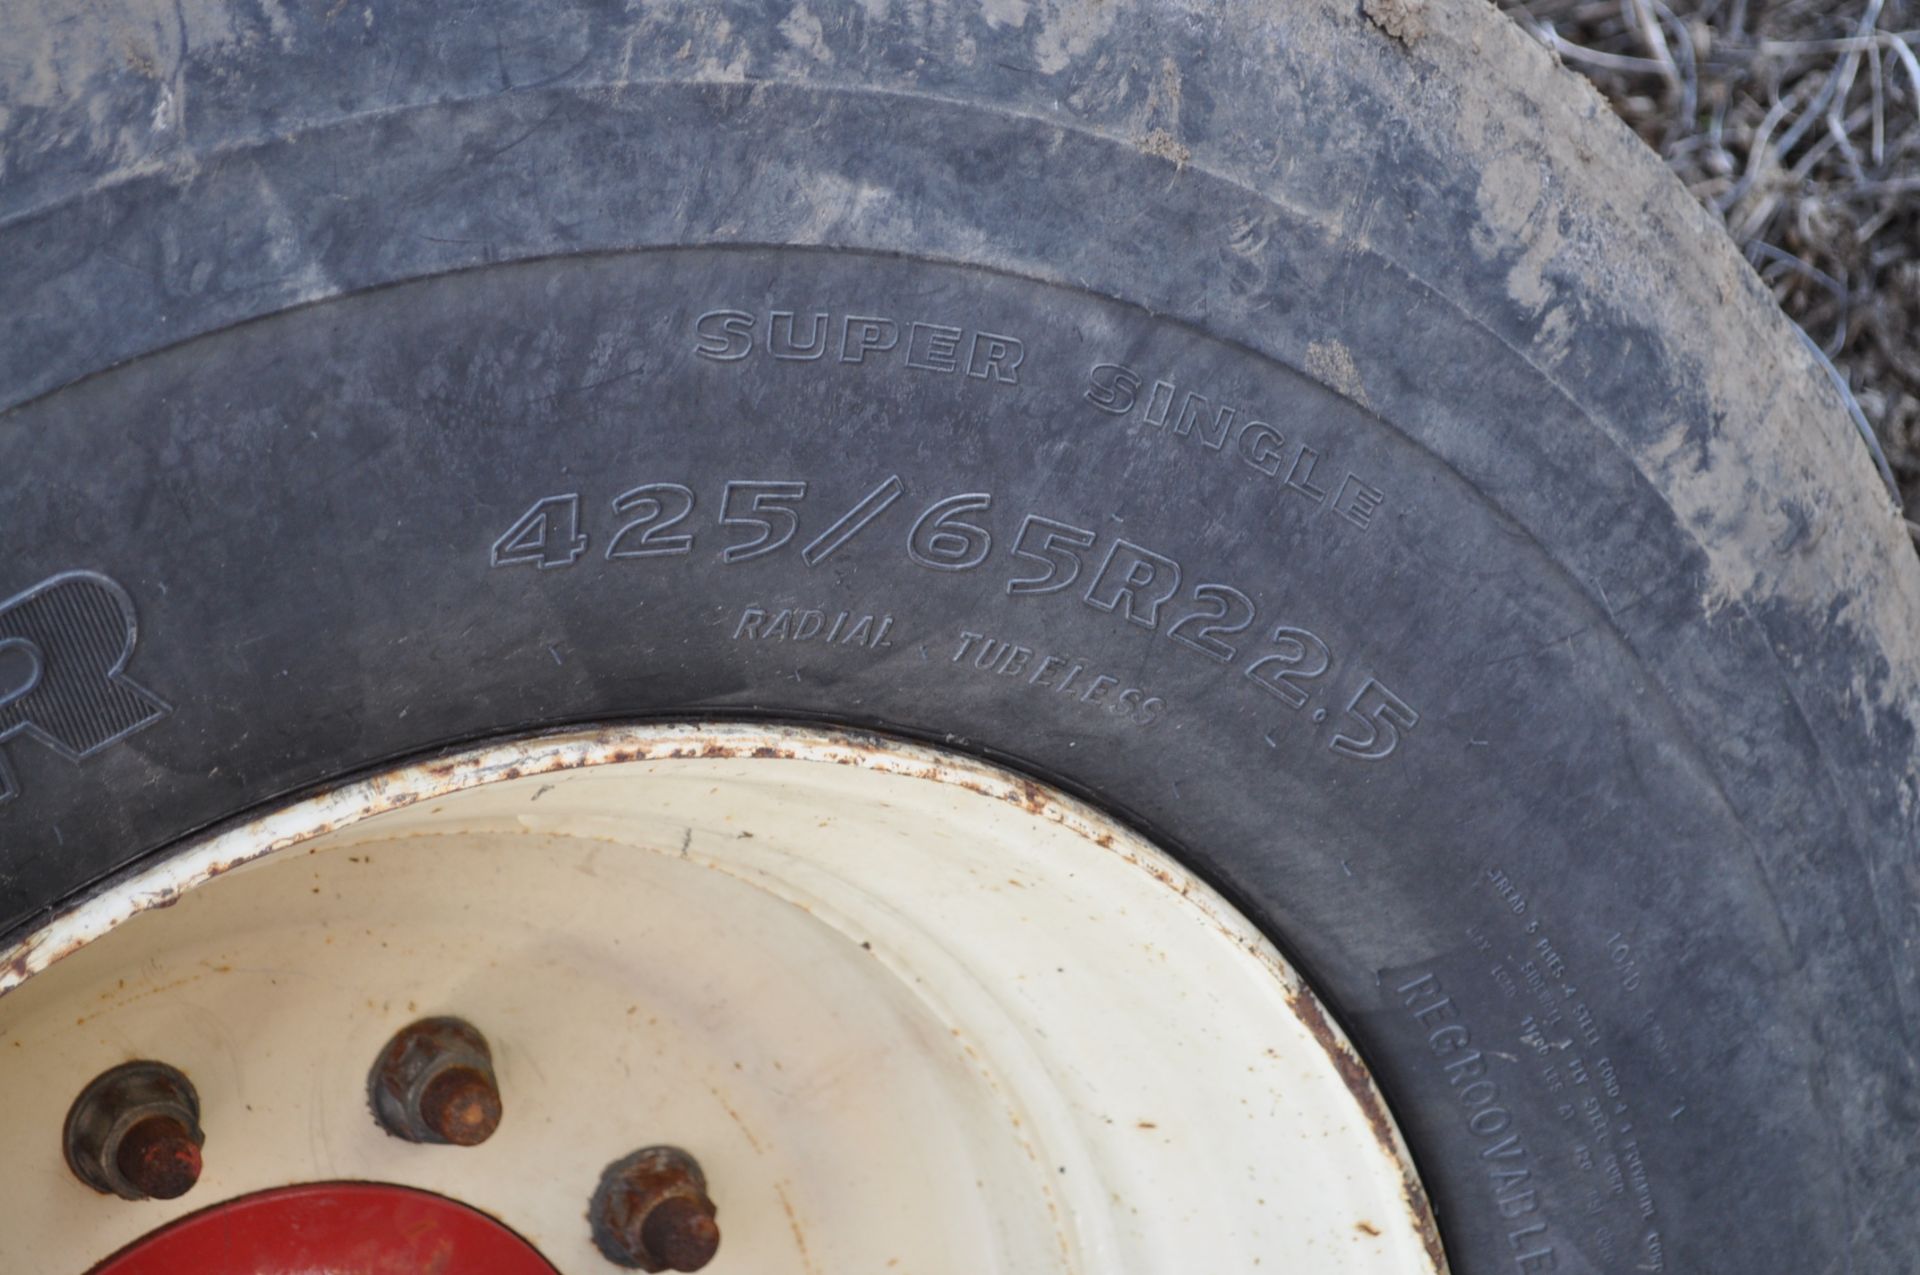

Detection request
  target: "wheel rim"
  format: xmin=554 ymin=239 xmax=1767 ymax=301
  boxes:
xmin=0 ymin=723 xmax=1444 ymax=1273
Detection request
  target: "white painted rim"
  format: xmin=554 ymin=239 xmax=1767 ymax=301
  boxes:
xmin=0 ymin=723 xmax=1444 ymax=1273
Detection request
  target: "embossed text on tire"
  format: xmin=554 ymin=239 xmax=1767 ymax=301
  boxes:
xmin=490 ymin=477 xmax=1419 ymax=761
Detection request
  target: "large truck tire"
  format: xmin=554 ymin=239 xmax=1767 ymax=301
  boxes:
xmin=3 ymin=2 xmax=1918 ymax=1271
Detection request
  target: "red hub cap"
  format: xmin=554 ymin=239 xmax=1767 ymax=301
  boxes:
xmin=90 ymin=1182 xmax=560 ymax=1275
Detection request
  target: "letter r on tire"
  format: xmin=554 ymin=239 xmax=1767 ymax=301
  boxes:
xmin=0 ymin=572 xmax=170 ymax=805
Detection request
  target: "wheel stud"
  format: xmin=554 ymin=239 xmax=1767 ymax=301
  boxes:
xmin=367 ymin=1016 xmax=503 ymax=1146
xmin=589 ymin=1145 xmax=722 ymax=1272
xmin=63 ymin=1061 xmax=206 ymax=1201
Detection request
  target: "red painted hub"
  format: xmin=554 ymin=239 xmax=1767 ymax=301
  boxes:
xmin=89 ymin=1182 xmax=560 ymax=1275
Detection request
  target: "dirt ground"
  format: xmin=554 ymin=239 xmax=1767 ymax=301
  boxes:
xmin=1502 ymin=0 xmax=1920 ymax=535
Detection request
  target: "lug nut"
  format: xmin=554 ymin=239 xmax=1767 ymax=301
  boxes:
xmin=368 ymin=1017 xmax=503 ymax=1146
xmin=589 ymin=1145 xmax=722 ymax=1272
xmin=113 ymin=1115 xmax=204 ymax=1200
xmin=418 ymin=1064 xmax=503 ymax=1144
xmin=63 ymin=1060 xmax=206 ymax=1201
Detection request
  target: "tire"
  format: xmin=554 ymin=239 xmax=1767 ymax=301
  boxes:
xmin=3 ymin=2 xmax=1917 ymax=1271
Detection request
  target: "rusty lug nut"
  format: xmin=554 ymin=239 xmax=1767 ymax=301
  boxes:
xmin=589 ymin=1146 xmax=722 ymax=1272
xmin=63 ymin=1060 xmax=206 ymax=1201
xmin=367 ymin=1016 xmax=503 ymax=1146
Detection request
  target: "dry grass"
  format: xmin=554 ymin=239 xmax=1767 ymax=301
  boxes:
xmin=1502 ymin=0 xmax=1920 ymax=533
